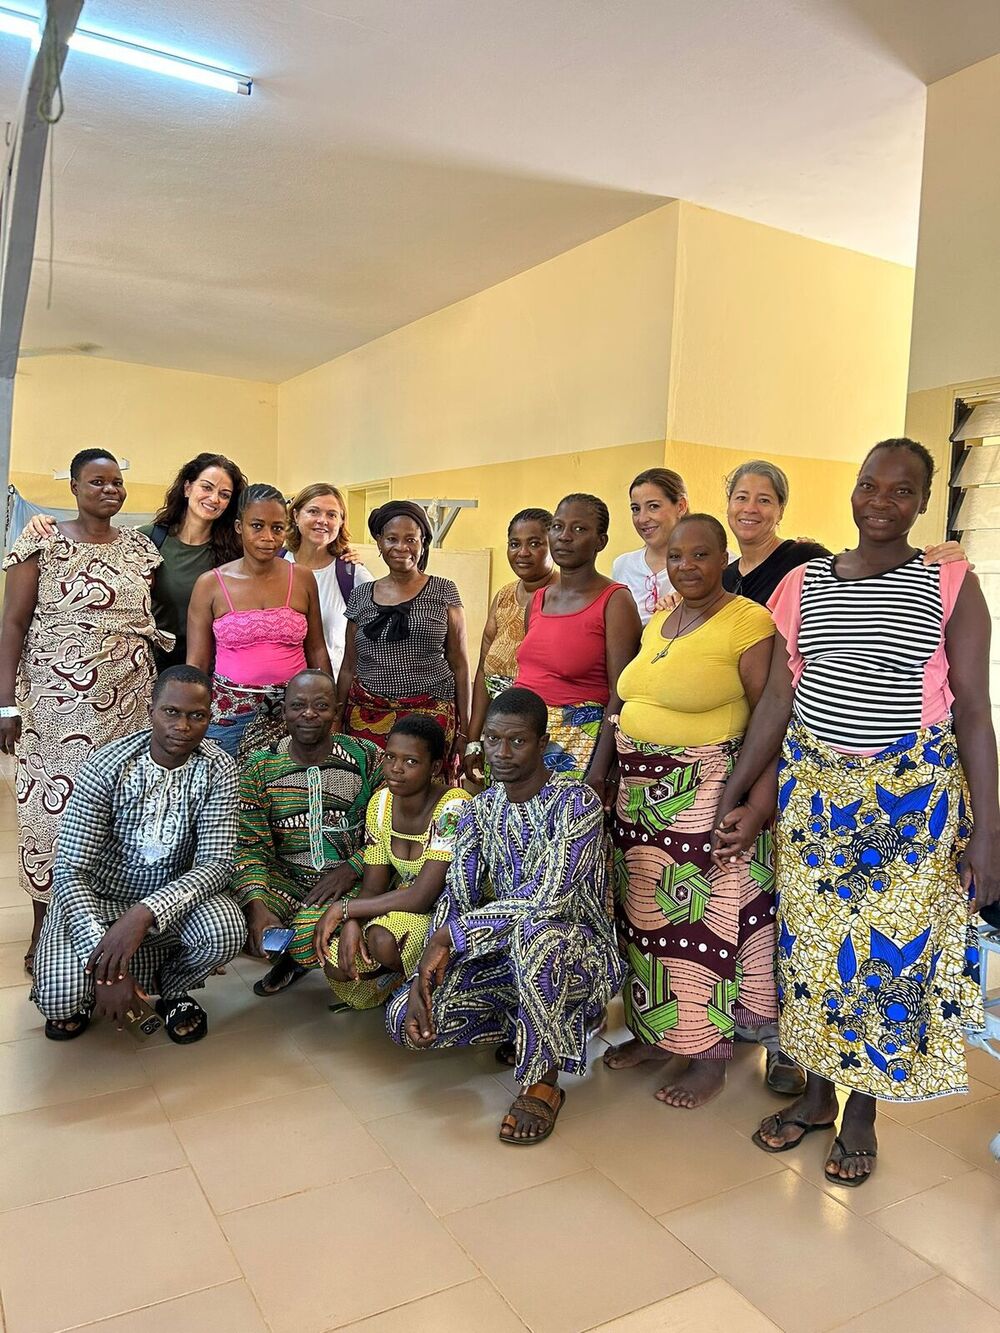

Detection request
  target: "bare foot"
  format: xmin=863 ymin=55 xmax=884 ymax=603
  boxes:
xmin=825 ymin=1097 xmax=877 ymax=1184
xmin=655 ymin=1058 xmax=726 ymax=1109
xmin=603 ymin=1039 xmax=674 ymax=1070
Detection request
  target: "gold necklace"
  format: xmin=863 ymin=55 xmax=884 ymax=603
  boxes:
xmin=651 ymin=592 xmax=727 ymax=663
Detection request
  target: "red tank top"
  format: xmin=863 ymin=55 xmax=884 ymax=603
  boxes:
xmin=514 ymin=582 xmax=624 ymax=706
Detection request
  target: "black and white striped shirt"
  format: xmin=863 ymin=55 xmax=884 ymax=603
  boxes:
xmin=793 ymin=555 xmax=944 ymax=750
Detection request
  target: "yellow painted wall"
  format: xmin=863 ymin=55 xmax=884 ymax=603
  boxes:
xmin=278 ymin=204 xmax=680 ymax=491
xmin=667 ymin=204 xmax=914 ymax=461
xmin=10 ymin=354 xmax=278 ymax=513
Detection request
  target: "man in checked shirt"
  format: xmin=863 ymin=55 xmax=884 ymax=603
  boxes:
xmin=31 ymin=665 xmax=245 ymax=1044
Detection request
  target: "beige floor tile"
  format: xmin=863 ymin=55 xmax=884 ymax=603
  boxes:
xmin=138 ymin=1025 xmax=324 ymax=1120
xmin=0 ymin=852 xmax=21 ymax=880
xmin=661 ymin=1171 xmax=932 ymax=1333
xmin=560 ymin=1096 xmax=785 ymax=1215
xmin=369 ymin=1076 xmax=589 ymax=1215
xmin=964 ymin=1043 xmax=1000 ymax=1090
xmin=0 ymin=1085 xmax=185 ymax=1211
xmin=0 ymin=831 xmax=19 ymax=855
xmin=833 ymin=1274 xmax=1000 ymax=1332
xmin=447 ymin=1169 xmax=711 ymax=1333
xmin=0 ymin=878 xmax=25 ymax=909
xmin=295 ymin=1008 xmax=505 ymax=1121
xmin=873 ymin=1171 xmax=1000 ymax=1307
xmin=174 ymin=1085 xmax=391 ymax=1213
xmin=913 ymin=1093 xmax=1000 ymax=1173
xmin=71 ymin=1281 xmax=270 ymax=1332
xmin=879 ymin=1076 xmax=996 ymax=1125
xmin=222 ymin=1169 xmax=476 ymax=1333
xmin=338 ymin=1278 xmax=526 ymax=1332
xmin=0 ymin=1029 xmax=150 ymax=1115
xmin=137 ymin=966 xmax=320 ymax=1048
xmin=0 ymin=941 xmax=30 ymax=988
xmin=0 ymin=1168 xmax=239 ymax=1333
xmin=0 ymin=904 xmax=31 ymax=945
xmin=0 ymin=984 xmax=42 ymax=1043
xmin=591 ymin=1278 xmax=779 ymax=1331
xmin=778 ymin=1112 xmax=975 ymax=1215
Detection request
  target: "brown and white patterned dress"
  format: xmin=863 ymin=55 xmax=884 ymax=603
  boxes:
xmin=2 ymin=527 xmax=171 ymax=901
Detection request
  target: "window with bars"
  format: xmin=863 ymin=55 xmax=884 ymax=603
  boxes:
xmin=949 ymin=396 xmax=1000 ymax=736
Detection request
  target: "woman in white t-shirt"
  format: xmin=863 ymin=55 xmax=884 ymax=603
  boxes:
xmin=611 ymin=468 xmax=690 ymax=625
xmin=283 ymin=483 xmax=373 ymax=679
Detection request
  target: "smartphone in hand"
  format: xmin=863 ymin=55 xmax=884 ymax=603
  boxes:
xmin=124 ymin=996 xmax=163 ymax=1041
xmin=261 ymin=925 xmax=296 ymax=954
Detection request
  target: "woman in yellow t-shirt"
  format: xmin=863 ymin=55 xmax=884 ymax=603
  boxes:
xmin=604 ymin=513 xmax=776 ymax=1111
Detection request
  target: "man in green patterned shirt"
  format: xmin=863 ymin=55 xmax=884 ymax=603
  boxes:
xmin=232 ymin=670 xmax=381 ymax=995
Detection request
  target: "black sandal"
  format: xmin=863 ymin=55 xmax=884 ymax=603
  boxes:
xmin=253 ymin=955 xmax=308 ymax=997
xmin=752 ymin=1111 xmax=837 ymax=1154
xmin=156 ymin=995 xmax=208 ymax=1045
xmin=44 ymin=1014 xmax=90 ymax=1041
xmin=825 ymin=1135 xmax=878 ymax=1187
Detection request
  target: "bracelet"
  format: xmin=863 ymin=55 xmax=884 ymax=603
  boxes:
xmin=341 ymin=898 xmax=350 ymax=923
xmin=0 ymin=707 xmax=20 ymax=720
xmin=464 ymin=740 xmax=483 ymax=756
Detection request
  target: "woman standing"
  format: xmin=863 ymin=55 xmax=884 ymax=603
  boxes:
xmin=465 ymin=508 xmax=556 ymax=783
xmin=0 ymin=450 xmax=170 ymax=969
xmin=282 ymin=483 xmax=373 ymax=679
xmin=337 ymin=500 xmax=470 ymax=764
xmin=603 ymin=515 xmax=778 ymax=1109
xmin=187 ymin=484 xmax=331 ymax=758
xmin=515 ymin=493 xmax=641 ymax=779
xmin=24 ymin=452 xmax=247 ymax=671
xmin=612 ymin=469 xmax=690 ymax=624
xmin=291 ymin=716 xmax=471 ymax=1008
xmin=715 ymin=439 xmax=996 ymax=1186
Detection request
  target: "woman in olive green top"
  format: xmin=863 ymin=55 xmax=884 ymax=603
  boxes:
xmin=23 ymin=452 xmax=247 ymax=669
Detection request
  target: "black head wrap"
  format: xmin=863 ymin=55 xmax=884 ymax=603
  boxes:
xmin=368 ymin=500 xmax=433 ymax=573
xmin=362 ymin=500 xmax=434 ymax=643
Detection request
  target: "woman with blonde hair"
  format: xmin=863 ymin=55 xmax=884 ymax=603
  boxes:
xmin=283 ymin=483 xmax=373 ymax=678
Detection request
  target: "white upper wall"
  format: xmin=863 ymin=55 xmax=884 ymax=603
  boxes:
xmin=909 ymin=52 xmax=1000 ymax=392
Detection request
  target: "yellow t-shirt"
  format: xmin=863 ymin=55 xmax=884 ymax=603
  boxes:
xmin=617 ymin=596 xmax=775 ymax=747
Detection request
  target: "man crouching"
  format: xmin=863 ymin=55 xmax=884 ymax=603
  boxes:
xmin=32 ymin=665 xmax=244 ymax=1044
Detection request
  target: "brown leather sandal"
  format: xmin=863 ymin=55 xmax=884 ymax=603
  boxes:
xmin=498 ymin=1080 xmax=566 ymax=1146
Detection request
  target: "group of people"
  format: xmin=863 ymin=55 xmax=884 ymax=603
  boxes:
xmin=1 ymin=437 xmax=996 ymax=1173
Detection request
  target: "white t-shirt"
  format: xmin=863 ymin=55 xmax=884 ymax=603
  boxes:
xmin=283 ymin=552 xmax=374 ymax=678
xmin=612 ymin=545 xmax=735 ymax=625
xmin=612 ymin=548 xmax=674 ymax=626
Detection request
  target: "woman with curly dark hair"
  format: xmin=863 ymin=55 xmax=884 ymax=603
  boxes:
xmin=21 ymin=452 xmax=247 ymax=670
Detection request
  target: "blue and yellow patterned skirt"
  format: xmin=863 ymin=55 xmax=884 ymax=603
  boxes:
xmin=775 ymin=718 xmax=982 ymax=1103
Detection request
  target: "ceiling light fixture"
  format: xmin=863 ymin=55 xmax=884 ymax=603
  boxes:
xmin=0 ymin=5 xmax=252 ymax=95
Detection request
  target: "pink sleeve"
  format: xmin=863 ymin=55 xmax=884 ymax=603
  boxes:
xmin=938 ymin=559 xmax=970 ymax=622
xmin=767 ymin=564 xmax=807 ymax=686
xmin=921 ymin=560 xmax=970 ymax=726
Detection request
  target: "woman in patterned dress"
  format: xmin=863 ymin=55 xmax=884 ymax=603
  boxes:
xmin=601 ymin=514 xmax=778 ymax=1109
xmin=715 ymin=439 xmax=998 ymax=1187
xmin=0 ymin=450 xmax=171 ymax=971
xmin=465 ymin=507 xmax=556 ymax=786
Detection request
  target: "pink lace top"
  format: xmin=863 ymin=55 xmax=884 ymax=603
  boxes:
xmin=212 ymin=562 xmax=308 ymax=686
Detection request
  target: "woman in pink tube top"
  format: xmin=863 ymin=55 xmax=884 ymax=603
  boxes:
xmin=187 ymin=484 xmax=332 ymax=758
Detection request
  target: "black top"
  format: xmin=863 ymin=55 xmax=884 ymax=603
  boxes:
xmin=722 ymin=538 xmax=832 ymax=606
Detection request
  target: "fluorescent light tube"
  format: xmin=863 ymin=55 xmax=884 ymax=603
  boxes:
xmin=0 ymin=5 xmax=252 ymax=94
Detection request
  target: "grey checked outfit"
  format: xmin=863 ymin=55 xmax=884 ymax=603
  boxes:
xmin=32 ymin=730 xmax=246 ymax=1020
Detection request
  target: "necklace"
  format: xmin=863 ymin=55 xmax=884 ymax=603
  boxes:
xmin=651 ymin=592 xmax=727 ymax=663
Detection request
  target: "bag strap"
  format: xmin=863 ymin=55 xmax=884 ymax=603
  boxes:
xmin=335 ymin=556 xmax=356 ymax=604
xmin=150 ymin=524 xmax=169 ymax=551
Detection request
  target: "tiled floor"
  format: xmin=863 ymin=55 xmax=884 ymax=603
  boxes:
xmin=0 ymin=761 xmax=999 ymax=1332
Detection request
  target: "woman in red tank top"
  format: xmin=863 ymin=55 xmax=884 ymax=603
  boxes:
xmin=514 ymin=493 xmax=641 ymax=782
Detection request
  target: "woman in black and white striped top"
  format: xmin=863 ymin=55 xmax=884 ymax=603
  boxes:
xmin=712 ymin=438 xmax=999 ymax=1192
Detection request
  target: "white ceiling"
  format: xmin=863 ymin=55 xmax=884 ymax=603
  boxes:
xmin=4 ymin=0 xmax=1000 ymax=382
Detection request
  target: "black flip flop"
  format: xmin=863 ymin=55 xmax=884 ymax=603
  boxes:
xmin=825 ymin=1134 xmax=878 ymax=1187
xmin=156 ymin=995 xmax=208 ymax=1045
xmin=252 ymin=955 xmax=308 ymax=997
xmin=495 ymin=1040 xmax=517 ymax=1066
xmin=752 ymin=1112 xmax=837 ymax=1154
xmin=44 ymin=1014 xmax=90 ymax=1041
